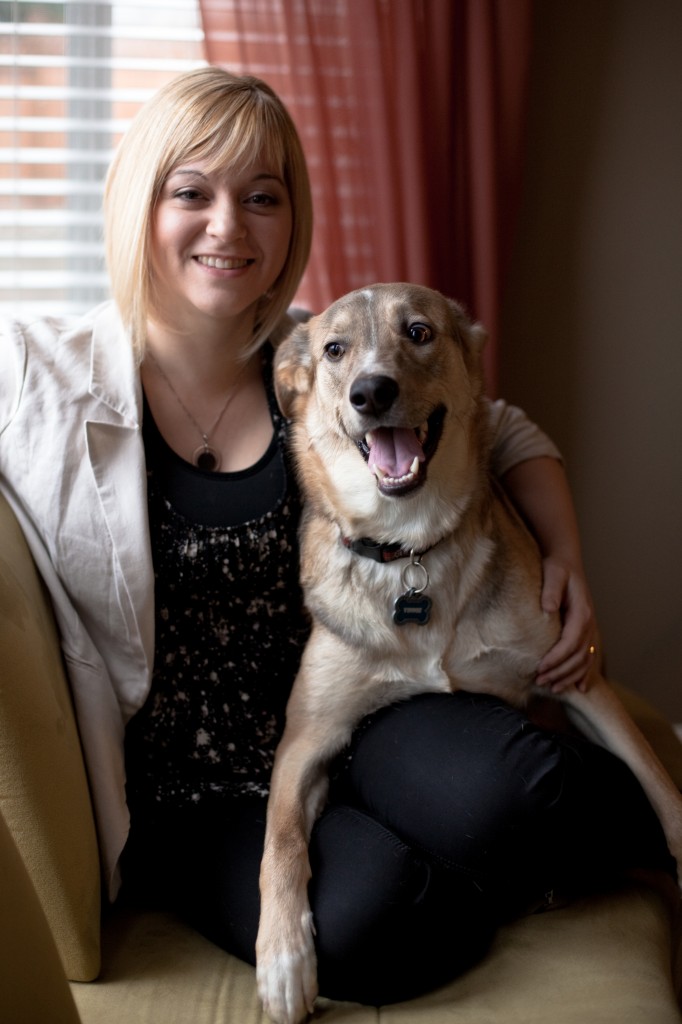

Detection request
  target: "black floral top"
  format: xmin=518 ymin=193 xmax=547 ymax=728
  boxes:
xmin=125 ymin=353 xmax=309 ymax=813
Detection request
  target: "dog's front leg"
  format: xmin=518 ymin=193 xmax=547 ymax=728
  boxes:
xmin=257 ymin=714 xmax=349 ymax=1024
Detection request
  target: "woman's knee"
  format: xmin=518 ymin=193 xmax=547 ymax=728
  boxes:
xmin=310 ymin=804 xmax=495 ymax=1005
xmin=335 ymin=692 xmax=571 ymax=872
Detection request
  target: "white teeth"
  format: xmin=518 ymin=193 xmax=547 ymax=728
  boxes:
xmin=197 ymin=256 xmax=248 ymax=270
xmin=372 ymin=462 xmax=420 ymax=485
xmin=365 ymin=430 xmax=376 ymax=448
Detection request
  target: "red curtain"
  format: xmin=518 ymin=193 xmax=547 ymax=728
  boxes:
xmin=198 ymin=0 xmax=533 ymax=393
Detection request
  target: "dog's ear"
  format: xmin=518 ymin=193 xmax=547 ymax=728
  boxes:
xmin=273 ymin=321 xmax=314 ymax=419
xmin=446 ymin=298 xmax=488 ymax=361
xmin=466 ymin=321 xmax=488 ymax=353
xmin=459 ymin=319 xmax=487 ymax=386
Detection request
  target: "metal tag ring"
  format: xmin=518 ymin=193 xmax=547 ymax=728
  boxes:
xmin=400 ymin=554 xmax=429 ymax=595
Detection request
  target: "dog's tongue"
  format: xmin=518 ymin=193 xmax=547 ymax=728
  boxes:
xmin=367 ymin=428 xmax=424 ymax=478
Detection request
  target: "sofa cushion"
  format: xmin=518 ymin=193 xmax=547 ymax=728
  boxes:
xmin=384 ymin=880 xmax=681 ymax=1024
xmin=71 ymin=881 xmax=680 ymax=1024
xmin=72 ymin=908 xmax=375 ymax=1024
xmin=0 ymin=491 xmax=101 ymax=981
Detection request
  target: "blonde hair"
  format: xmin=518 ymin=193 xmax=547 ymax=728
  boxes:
xmin=104 ymin=66 xmax=313 ymax=359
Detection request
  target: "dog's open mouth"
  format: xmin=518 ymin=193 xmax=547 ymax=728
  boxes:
xmin=356 ymin=405 xmax=445 ymax=496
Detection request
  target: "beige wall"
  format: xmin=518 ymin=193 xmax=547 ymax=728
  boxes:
xmin=499 ymin=0 xmax=682 ymax=719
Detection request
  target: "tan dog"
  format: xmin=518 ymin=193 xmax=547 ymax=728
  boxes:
xmin=255 ymin=283 xmax=682 ymax=1024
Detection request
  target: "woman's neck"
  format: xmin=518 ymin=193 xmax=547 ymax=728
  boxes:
xmin=144 ymin=309 xmax=257 ymax=392
xmin=140 ymin=313 xmax=273 ymax=473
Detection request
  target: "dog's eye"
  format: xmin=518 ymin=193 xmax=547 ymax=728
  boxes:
xmin=324 ymin=341 xmax=345 ymax=361
xmin=408 ymin=323 xmax=432 ymax=345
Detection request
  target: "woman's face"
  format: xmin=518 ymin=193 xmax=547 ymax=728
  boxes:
xmin=149 ymin=155 xmax=293 ymax=337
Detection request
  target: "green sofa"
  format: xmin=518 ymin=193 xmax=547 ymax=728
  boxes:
xmin=2 ymin=489 xmax=682 ymax=1024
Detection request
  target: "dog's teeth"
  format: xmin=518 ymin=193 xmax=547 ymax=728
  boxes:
xmin=373 ymin=464 xmax=387 ymax=480
xmin=365 ymin=431 xmax=376 ymax=448
xmin=410 ymin=456 xmax=420 ymax=475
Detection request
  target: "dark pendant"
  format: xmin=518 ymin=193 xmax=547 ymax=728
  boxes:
xmin=393 ymin=589 xmax=432 ymax=626
xmin=193 ymin=444 xmax=221 ymax=472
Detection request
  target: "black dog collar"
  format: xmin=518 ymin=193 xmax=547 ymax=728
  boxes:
xmin=342 ymin=536 xmax=424 ymax=563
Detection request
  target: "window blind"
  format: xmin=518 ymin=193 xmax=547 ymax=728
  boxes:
xmin=0 ymin=0 xmax=205 ymax=317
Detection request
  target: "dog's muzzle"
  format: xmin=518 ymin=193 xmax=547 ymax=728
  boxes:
xmin=355 ymin=404 xmax=446 ymax=496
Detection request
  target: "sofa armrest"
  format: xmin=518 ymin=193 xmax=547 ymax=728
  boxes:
xmin=0 ymin=809 xmax=82 ymax=1023
xmin=0 ymin=491 xmax=101 ymax=980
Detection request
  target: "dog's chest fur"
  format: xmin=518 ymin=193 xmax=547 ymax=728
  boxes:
xmin=297 ymin=486 xmax=559 ymax=708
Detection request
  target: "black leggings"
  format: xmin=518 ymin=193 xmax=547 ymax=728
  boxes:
xmin=121 ymin=692 xmax=673 ymax=1006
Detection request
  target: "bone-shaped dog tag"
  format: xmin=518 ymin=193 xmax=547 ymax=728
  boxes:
xmin=393 ymin=588 xmax=432 ymax=626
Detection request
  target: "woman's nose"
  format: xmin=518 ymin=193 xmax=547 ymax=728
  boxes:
xmin=207 ymin=198 xmax=246 ymax=242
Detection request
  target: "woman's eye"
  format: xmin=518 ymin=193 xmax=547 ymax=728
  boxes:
xmin=246 ymin=191 xmax=276 ymax=207
xmin=324 ymin=341 xmax=345 ymax=361
xmin=408 ymin=322 xmax=432 ymax=344
xmin=173 ymin=188 xmax=204 ymax=202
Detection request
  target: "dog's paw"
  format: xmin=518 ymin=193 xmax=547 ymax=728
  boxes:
xmin=256 ymin=909 xmax=317 ymax=1024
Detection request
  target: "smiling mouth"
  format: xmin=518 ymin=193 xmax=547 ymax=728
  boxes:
xmin=195 ymin=256 xmax=254 ymax=270
xmin=355 ymin=405 xmax=446 ymax=496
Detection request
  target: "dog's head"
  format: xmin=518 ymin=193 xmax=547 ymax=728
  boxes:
xmin=275 ymin=283 xmax=488 ymax=540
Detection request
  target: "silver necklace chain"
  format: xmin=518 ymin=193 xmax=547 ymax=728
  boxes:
xmin=147 ymin=351 xmax=249 ymax=472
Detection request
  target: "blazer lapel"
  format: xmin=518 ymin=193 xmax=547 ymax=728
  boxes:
xmin=85 ymin=306 xmax=154 ymax=681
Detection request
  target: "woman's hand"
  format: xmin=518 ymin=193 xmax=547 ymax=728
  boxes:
xmin=535 ymin=556 xmax=598 ymax=693
xmin=501 ymin=457 xmax=599 ymax=695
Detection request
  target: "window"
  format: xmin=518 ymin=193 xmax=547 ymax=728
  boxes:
xmin=0 ymin=0 xmax=205 ymax=316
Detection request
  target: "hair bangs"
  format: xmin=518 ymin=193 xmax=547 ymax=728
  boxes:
xmin=186 ymin=94 xmax=288 ymax=185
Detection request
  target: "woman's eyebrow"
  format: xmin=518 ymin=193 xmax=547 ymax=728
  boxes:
xmin=167 ymin=168 xmax=207 ymax=179
xmin=251 ymin=172 xmax=285 ymax=184
xmin=167 ymin=168 xmax=285 ymax=185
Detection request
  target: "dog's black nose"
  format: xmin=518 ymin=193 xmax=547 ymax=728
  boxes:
xmin=349 ymin=375 xmax=399 ymax=415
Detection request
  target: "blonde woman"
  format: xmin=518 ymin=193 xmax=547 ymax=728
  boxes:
xmin=0 ymin=67 xmax=671 ymax=1009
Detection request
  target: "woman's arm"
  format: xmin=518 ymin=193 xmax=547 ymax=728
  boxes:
xmin=502 ymin=456 xmax=597 ymax=693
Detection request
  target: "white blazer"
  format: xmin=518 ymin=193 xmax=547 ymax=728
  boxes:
xmin=0 ymin=300 xmax=561 ymax=899
xmin=0 ymin=302 xmax=153 ymax=897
